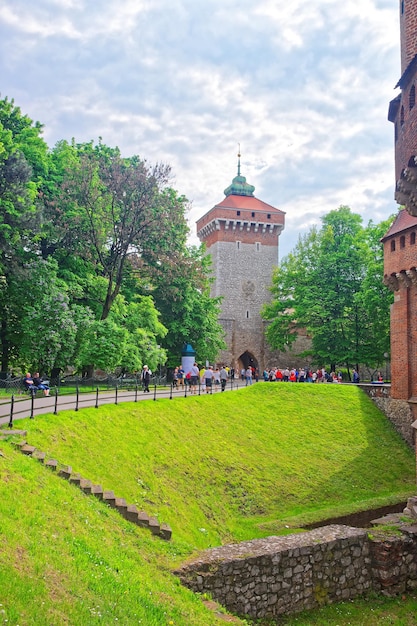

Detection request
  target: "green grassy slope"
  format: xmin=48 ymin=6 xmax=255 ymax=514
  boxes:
xmin=0 ymin=383 xmax=415 ymax=625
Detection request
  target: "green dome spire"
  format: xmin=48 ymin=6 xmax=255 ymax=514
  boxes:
xmin=224 ymin=146 xmax=255 ymax=197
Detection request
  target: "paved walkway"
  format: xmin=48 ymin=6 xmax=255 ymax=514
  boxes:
xmin=0 ymin=383 xmax=243 ymax=427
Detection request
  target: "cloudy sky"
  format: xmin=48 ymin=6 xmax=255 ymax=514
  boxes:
xmin=0 ymin=0 xmax=402 ymax=258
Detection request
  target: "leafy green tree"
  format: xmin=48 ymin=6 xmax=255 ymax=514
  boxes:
xmin=110 ymin=295 xmax=168 ymax=373
xmin=150 ymin=246 xmax=226 ymax=367
xmin=47 ymin=142 xmax=189 ymax=320
xmin=15 ymin=259 xmax=79 ymax=374
xmin=0 ymin=100 xmax=227 ymax=376
xmin=0 ymin=97 xmax=49 ymax=372
xmin=262 ymin=206 xmax=393 ymax=375
xmin=353 ymin=218 xmax=393 ymax=368
xmin=41 ymin=139 xmax=224 ymax=372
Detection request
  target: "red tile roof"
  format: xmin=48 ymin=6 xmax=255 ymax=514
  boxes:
xmin=214 ymin=194 xmax=284 ymax=214
xmin=381 ymin=209 xmax=417 ymax=240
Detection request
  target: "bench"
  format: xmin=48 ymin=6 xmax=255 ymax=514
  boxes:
xmin=22 ymin=379 xmax=51 ymax=397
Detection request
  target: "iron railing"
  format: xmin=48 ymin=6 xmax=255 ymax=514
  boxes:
xmin=1 ymin=377 xmax=245 ymax=429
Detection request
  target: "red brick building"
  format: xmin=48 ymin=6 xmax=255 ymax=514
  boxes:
xmin=384 ymin=0 xmax=417 ymax=410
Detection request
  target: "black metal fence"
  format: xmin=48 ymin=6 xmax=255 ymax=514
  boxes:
xmin=1 ymin=377 xmax=245 ymax=429
xmin=0 ymin=374 xmax=168 ymax=393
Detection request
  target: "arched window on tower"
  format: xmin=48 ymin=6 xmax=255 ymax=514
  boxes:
xmin=401 ymin=0 xmax=405 ymax=14
xmin=400 ymin=105 xmax=405 ymax=127
xmin=400 ymin=235 xmax=406 ymax=249
xmin=410 ymin=85 xmax=416 ymax=110
xmin=391 ymin=240 xmax=396 ymax=252
xmin=411 ymin=232 xmax=416 ymax=245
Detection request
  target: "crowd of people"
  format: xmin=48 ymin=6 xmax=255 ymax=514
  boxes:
xmin=261 ymin=367 xmax=342 ymax=383
xmin=171 ymin=364 xmax=232 ymax=393
xmin=141 ymin=362 xmax=384 ymax=394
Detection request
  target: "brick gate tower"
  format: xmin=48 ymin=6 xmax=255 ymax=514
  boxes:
xmin=196 ymin=153 xmax=285 ymax=372
xmin=384 ymin=0 xmax=417 ymax=416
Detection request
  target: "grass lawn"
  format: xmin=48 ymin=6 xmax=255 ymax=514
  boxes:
xmin=0 ymin=383 xmax=415 ymax=625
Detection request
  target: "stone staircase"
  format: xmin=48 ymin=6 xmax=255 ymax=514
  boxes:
xmin=3 ymin=431 xmax=171 ymax=540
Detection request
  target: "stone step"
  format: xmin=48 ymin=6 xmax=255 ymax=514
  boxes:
xmin=58 ymin=466 xmax=72 ymax=480
xmin=124 ymin=504 xmax=139 ymax=522
xmin=103 ymin=490 xmax=116 ymax=507
xmin=21 ymin=444 xmax=36 ymax=456
xmin=45 ymin=459 xmax=58 ymax=471
xmin=160 ymin=523 xmax=172 ymax=540
xmin=69 ymin=473 xmax=82 ymax=487
xmin=115 ymin=498 xmax=128 ymax=515
xmin=13 ymin=440 xmax=27 ymax=449
xmin=149 ymin=516 xmax=160 ymax=535
xmin=137 ymin=510 xmax=150 ymax=528
xmin=91 ymin=485 xmax=104 ymax=499
xmin=80 ymin=479 xmax=93 ymax=494
xmin=0 ymin=430 xmax=27 ymax=439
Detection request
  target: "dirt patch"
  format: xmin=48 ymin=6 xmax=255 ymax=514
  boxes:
xmin=305 ymin=502 xmax=406 ymax=530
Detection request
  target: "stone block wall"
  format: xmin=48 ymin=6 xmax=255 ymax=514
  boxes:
xmin=357 ymin=384 xmax=415 ymax=448
xmin=175 ymin=524 xmax=417 ymax=621
xmin=373 ymin=396 xmax=415 ymax=448
xmin=370 ymin=532 xmax=417 ymax=594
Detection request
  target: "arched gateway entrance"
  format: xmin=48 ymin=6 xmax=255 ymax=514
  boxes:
xmin=238 ymin=351 xmax=258 ymax=373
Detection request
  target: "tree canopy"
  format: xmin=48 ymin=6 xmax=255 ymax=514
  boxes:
xmin=262 ymin=206 xmax=394 ymax=377
xmin=0 ymin=97 xmax=225 ymax=377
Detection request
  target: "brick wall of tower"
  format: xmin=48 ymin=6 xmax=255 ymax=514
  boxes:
xmin=383 ymin=225 xmax=417 ymax=402
xmin=400 ymin=0 xmax=417 ymax=72
xmin=386 ymin=0 xmax=417 ymax=410
xmin=384 ymin=228 xmax=417 ymax=276
xmin=393 ymin=85 xmax=417 ymax=181
xmin=390 ymin=287 xmax=410 ymax=398
xmin=392 ymin=0 xmax=417 ymax=181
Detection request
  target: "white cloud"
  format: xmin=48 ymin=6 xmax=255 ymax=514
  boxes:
xmin=0 ymin=0 xmax=402 ymax=259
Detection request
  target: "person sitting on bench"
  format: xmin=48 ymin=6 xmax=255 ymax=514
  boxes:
xmin=33 ymin=372 xmax=50 ymax=396
xmin=24 ymin=373 xmax=38 ymax=395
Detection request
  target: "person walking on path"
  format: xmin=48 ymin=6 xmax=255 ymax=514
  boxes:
xmin=189 ymin=362 xmax=200 ymax=394
xmin=220 ymin=366 xmax=228 ymax=391
xmin=141 ymin=365 xmax=151 ymax=393
xmin=203 ymin=366 xmax=214 ymax=393
xmin=177 ymin=366 xmax=185 ymax=388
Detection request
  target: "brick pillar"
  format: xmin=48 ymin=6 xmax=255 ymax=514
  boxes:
xmin=409 ymin=282 xmax=417 ymax=400
xmin=390 ymin=286 xmax=410 ymax=399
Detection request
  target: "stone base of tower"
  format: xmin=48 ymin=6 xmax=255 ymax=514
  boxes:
xmin=215 ymin=317 xmax=313 ymax=373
